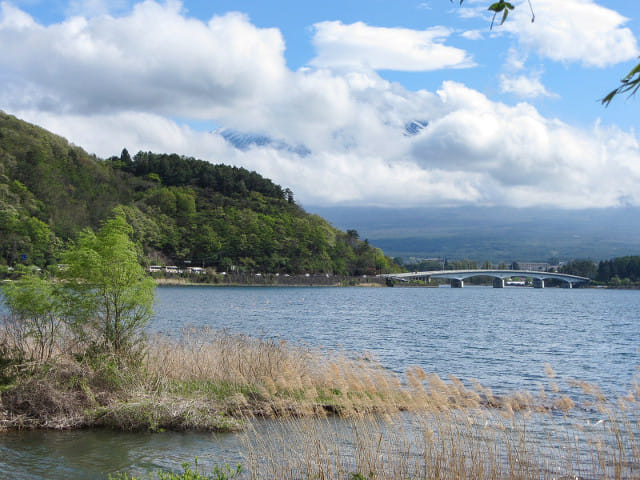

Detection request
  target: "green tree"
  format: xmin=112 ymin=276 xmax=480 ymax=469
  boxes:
xmin=1 ymin=273 xmax=62 ymax=363
xmin=61 ymin=210 xmax=155 ymax=359
xmin=560 ymin=259 xmax=596 ymax=278
xmin=21 ymin=216 xmax=51 ymax=266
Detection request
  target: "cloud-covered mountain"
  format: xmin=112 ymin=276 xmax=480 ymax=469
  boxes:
xmin=403 ymin=120 xmax=429 ymax=136
xmin=1 ymin=1 xmax=639 ymax=210
xmin=216 ymin=128 xmax=311 ymax=157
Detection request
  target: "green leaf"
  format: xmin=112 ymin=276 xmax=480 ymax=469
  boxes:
xmin=601 ymin=60 xmax=640 ymax=106
xmin=622 ymin=62 xmax=640 ymax=82
xmin=500 ymin=7 xmax=509 ymax=25
xmin=488 ymin=1 xmax=514 ymax=12
xmin=488 ymin=1 xmax=515 ymax=29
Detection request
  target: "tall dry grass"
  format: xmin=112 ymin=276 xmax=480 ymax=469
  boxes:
xmin=141 ymin=328 xmax=639 ymax=479
xmin=241 ymin=381 xmax=640 ymax=479
xmin=1 ymin=323 xmax=638 ymax=479
xmin=142 ymin=327 xmax=502 ymax=419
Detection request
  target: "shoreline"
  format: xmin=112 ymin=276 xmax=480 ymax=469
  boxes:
xmin=152 ymin=278 xmax=639 ymax=289
xmin=152 ymin=275 xmax=387 ymax=288
xmin=0 ymin=326 xmax=636 ymax=434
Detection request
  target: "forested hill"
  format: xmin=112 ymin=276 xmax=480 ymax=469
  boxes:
xmin=0 ymin=111 xmax=401 ymax=275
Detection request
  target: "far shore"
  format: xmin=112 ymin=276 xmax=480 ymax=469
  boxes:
xmin=151 ymin=273 xmax=387 ymax=288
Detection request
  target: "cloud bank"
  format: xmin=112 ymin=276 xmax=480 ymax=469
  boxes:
xmin=310 ymin=21 xmax=474 ymax=71
xmin=505 ymin=0 xmax=638 ymax=67
xmin=1 ymin=0 xmax=639 ymax=209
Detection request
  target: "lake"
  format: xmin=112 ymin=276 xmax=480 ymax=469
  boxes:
xmin=1 ymin=285 xmax=638 ymax=478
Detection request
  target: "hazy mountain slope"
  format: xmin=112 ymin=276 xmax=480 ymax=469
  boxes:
xmin=309 ymin=206 xmax=640 ymax=262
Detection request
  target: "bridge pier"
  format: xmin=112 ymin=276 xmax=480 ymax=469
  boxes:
xmin=385 ymin=270 xmax=588 ymax=288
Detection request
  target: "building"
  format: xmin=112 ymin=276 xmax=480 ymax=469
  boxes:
xmin=518 ymin=262 xmax=549 ymax=272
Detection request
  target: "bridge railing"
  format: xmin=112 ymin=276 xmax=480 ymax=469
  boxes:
xmin=381 ymin=269 xmax=590 ymax=286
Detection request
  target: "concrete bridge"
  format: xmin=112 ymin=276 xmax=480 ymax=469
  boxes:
xmin=382 ymin=270 xmax=590 ymax=288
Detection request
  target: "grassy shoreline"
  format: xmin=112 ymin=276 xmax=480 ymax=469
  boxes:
xmin=0 ymin=329 xmax=636 ymax=431
xmin=1 ymin=329 xmax=638 ymax=479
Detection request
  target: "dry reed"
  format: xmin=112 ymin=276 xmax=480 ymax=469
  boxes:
xmin=1 ymin=325 xmax=638 ymax=480
xmin=241 ymin=389 xmax=640 ymax=479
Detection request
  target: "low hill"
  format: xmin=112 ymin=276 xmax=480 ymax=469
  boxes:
xmin=0 ymin=111 xmax=401 ymax=276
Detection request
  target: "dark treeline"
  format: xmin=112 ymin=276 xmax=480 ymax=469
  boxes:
xmin=0 ymin=112 xmax=401 ymax=276
xmin=115 ymin=150 xmax=287 ymax=201
xmin=595 ymin=256 xmax=640 ymax=285
xmin=547 ymin=257 xmax=640 ymax=286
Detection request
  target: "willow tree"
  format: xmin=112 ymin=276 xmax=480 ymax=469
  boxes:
xmin=1 ymin=273 xmax=62 ymax=364
xmin=62 ymin=209 xmax=155 ymax=360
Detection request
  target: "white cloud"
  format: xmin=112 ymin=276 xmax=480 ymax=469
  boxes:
xmin=409 ymin=82 xmax=640 ymax=208
xmin=499 ymin=73 xmax=556 ymax=98
xmin=504 ymin=47 xmax=527 ymax=71
xmin=310 ymin=21 xmax=474 ymax=71
xmin=2 ymin=1 xmax=640 ymax=210
xmin=0 ymin=1 xmax=288 ymax=118
xmin=461 ymin=29 xmax=483 ymax=40
xmin=505 ymin=0 xmax=638 ymax=67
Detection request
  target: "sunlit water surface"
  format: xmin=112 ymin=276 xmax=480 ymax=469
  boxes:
xmin=1 ymin=286 xmax=638 ymax=478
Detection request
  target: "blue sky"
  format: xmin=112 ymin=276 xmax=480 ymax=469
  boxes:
xmin=1 ymin=0 xmax=639 ymax=209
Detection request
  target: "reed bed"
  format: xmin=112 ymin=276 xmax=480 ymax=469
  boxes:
xmin=1 ymin=325 xmax=639 ymax=479
xmin=140 ymin=328 xmax=639 ymax=478
xmin=142 ymin=327 xmax=501 ymax=419
xmin=241 ymin=385 xmax=640 ymax=479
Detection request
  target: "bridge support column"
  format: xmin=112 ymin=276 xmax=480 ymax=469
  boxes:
xmin=533 ymin=278 xmax=545 ymax=289
xmin=562 ymin=282 xmax=573 ymax=289
xmin=493 ymin=278 xmax=504 ymax=288
xmin=451 ymin=279 xmax=464 ymax=288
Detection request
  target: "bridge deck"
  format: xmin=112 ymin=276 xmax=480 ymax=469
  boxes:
xmin=382 ymin=269 xmax=590 ymax=284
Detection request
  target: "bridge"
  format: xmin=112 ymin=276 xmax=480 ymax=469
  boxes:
xmin=382 ymin=270 xmax=590 ymax=288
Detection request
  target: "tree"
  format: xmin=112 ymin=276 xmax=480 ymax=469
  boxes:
xmin=1 ymin=273 xmax=62 ymax=363
xmin=61 ymin=209 xmax=155 ymax=359
xmin=560 ymin=259 xmax=596 ymax=278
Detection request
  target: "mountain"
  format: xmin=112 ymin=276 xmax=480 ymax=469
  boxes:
xmin=403 ymin=120 xmax=428 ymax=136
xmin=309 ymin=206 xmax=640 ymax=263
xmin=0 ymin=111 xmax=400 ymax=275
xmin=218 ymin=119 xmax=429 ymax=154
xmin=217 ymin=128 xmax=311 ymax=156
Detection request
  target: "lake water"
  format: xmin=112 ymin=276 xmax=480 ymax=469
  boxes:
xmin=1 ymin=285 xmax=639 ymax=479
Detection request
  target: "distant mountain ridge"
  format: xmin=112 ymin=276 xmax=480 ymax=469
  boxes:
xmin=216 ymin=118 xmax=430 ymax=155
xmin=310 ymin=205 xmax=640 ymax=262
xmin=403 ymin=120 xmax=428 ymax=136
xmin=217 ymin=128 xmax=311 ymax=156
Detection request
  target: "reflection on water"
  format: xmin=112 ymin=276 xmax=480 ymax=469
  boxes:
xmin=0 ymin=428 xmax=245 ymax=479
xmin=1 ymin=286 xmax=638 ymax=478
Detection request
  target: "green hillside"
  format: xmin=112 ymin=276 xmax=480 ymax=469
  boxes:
xmin=0 ymin=111 xmax=401 ymax=276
